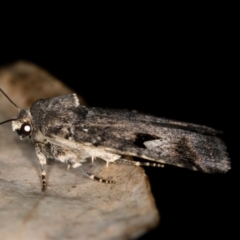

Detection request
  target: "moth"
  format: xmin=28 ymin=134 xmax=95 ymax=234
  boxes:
xmin=0 ymin=89 xmax=230 ymax=191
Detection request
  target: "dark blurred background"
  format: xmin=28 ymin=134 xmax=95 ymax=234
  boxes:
xmin=0 ymin=11 xmax=236 ymax=239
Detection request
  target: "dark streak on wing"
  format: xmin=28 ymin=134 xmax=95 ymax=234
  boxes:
xmin=175 ymin=137 xmax=203 ymax=171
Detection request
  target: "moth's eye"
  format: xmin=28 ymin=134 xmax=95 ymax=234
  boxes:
xmin=19 ymin=123 xmax=32 ymax=136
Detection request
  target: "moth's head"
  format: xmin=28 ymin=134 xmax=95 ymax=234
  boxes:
xmin=12 ymin=109 xmax=33 ymax=140
xmin=0 ymin=88 xmax=33 ymax=140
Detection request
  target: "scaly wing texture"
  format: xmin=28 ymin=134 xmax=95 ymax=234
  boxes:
xmin=74 ymin=107 xmax=230 ymax=173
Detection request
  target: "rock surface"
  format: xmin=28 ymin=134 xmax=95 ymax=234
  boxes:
xmin=0 ymin=61 xmax=159 ymax=240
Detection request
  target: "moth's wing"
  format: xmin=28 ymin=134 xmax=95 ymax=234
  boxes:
xmin=73 ymin=107 xmax=230 ymax=173
xmin=30 ymin=98 xmax=230 ymax=173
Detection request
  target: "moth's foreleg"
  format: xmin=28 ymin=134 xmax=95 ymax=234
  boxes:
xmin=35 ymin=143 xmax=47 ymax=192
xmin=79 ymin=167 xmax=115 ymax=184
xmin=40 ymin=164 xmax=47 ymax=192
xmin=116 ymin=158 xmax=164 ymax=168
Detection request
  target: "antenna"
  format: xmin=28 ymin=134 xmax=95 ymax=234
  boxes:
xmin=0 ymin=88 xmax=19 ymax=125
xmin=0 ymin=118 xmax=18 ymax=125
xmin=0 ymin=88 xmax=20 ymax=110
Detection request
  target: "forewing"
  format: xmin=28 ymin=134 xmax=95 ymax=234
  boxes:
xmin=30 ymin=96 xmax=230 ymax=173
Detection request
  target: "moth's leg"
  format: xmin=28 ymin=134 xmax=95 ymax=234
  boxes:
xmin=91 ymin=152 xmax=121 ymax=168
xmin=79 ymin=167 xmax=115 ymax=184
xmin=67 ymin=161 xmax=80 ymax=170
xmin=40 ymin=164 xmax=47 ymax=192
xmin=67 ymin=161 xmax=72 ymax=170
xmin=35 ymin=143 xmax=47 ymax=192
xmin=116 ymin=158 xmax=164 ymax=168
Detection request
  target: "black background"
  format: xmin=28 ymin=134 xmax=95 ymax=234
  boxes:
xmin=0 ymin=10 xmax=236 ymax=239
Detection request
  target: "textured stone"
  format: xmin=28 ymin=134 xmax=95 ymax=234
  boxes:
xmin=0 ymin=61 xmax=159 ymax=240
